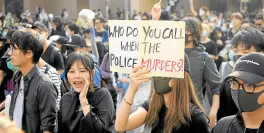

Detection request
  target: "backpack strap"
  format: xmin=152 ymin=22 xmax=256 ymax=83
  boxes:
xmin=213 ymin=115 xmax=236 ymax=133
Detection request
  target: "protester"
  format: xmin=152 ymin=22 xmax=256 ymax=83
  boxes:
xmin=38 ymin=8 xmax=48 ymax=26
xmin=201 ymin=23 xmax=219 ymax=61
xmin=217 ymin=28 xmax=264 ymax=120
xmin=189 ymin=0 xmax=210 ymax=21
xmin=94 ymin=17 xmax=109 ymax=45
xmin=255 ymin=16 xmax=264 ymax=31
xmin=66 ymin=23 xmax=81 ymax=38
xmin=115 ymin=53 xmax=209 ymax=133
xmin=8 ymin=31 xmax=57 ymax=133
xmin=61 ymin=9 xmax=69 ymax=21
xmin=100 ymin=52 xmax=117 ymax=109
xmin=50 ymin=16 xmax=66 ymax=37
xmin=212 ymin=53 xmax=264 ymax=133
xmin=0 ymin=59 xmax=13 ymax=103
xmin=32 ymin=22 xmax=65 ymax=75
xmin=182 ymin=17 xmax=221 ymax=128
xmin=58 ymin=52 xmax=114 ymax=133
xmin=54 ymin=36 xmax=68 ymax=63
xmin=3 ymin=13 xmax=14 ymax=27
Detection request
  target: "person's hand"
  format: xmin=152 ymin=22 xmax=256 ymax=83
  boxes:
xmin=79 ymin=76 xmax=90 ymax=102
xmin=129 ymin=66 xmax=151 ymax=93
xmin=151 ymin=3 xmax=161 ymax=20
xmin=114 ymin=84 xmax=122 ymax=93
xmin=208 ymin=110 xmax=217 ymax=128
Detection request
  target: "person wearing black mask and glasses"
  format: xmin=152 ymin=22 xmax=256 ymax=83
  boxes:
xmin=212 ymin=53 xmax=264 ymax=133
xmin=217 ymin=28 xmax=264 ymax=121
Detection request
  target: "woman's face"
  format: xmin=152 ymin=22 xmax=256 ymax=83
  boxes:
xmin=67 ymin=60 xmax=91 ymax=93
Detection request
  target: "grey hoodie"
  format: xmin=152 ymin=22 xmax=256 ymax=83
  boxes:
xmin=185 ymin=45 xmax=221 ymax=103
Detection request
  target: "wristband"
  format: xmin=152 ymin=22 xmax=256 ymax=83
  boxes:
xmin=124 ymin=98 xmax=132 ymax=105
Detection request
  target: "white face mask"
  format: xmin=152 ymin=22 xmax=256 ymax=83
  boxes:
xmin=199 ymin=9 xmax=205 ymax=16
xmin=39 ymin=34 xmax=47 ymax=42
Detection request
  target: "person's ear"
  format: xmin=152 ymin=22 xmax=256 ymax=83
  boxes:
xmin=25 ymin=50 xmax=33 ymax=59
xmin=169 ymin=79 xmax=176 ymax=88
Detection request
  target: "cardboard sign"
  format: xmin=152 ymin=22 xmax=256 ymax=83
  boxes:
xmin=109 ymin=20 xmax=185 ymax=78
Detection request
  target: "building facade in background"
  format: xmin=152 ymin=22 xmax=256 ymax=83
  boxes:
xmin=0 ymin=0 xmax=263 ymax=20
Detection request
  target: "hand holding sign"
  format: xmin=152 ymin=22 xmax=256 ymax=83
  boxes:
xmin=129 ymin=66 xmax=151 ymax=92
xmin=151 ymin=3 xmax=161 ymax=20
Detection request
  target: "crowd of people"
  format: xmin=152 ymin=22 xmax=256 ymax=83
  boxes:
xmin=0 ymin=0 xmax=263 ymax=133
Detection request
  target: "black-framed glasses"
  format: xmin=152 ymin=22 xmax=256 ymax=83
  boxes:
xmin=227 ymin=78 xmax=264 ymax=94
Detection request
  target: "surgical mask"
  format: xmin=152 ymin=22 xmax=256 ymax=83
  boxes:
xmin=2 ymin=32 xmax=7 ymax=37
xmin=39 ymin=34 xmax=46 ymax=41
xmin=185 ymin=34 xmax=192 ymax=45
xmin=66 ymin=31 xmax=70 ymax=39
xmin=153 ymin=77 xmax=173 ymax=95
xmin=199 ymin=9 xmax=205 ymax=16
xmin=231 ymin=89 xmax=264 ymax=112
xmin=233 ymin=55 xmax=243 ymax=62
xmin=228 ymin=51 xmax=234 ymax=61
xmin=202 ymin=31 xmax=207 ymax=37
xmin=7 ymin=60 xmax=18 ymax=72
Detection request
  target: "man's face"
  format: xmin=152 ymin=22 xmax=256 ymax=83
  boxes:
xmin=232 ymin=17 xmax=242 ymax=27
xmin=33 ymin=28 xmax=48 ymax=43
xmin=95 ymin=19 xmax=103 ymax=30
xmin=8 ymin=45 xmax=32 ymax=67
xmin=255 ymin=19 xmax=264 ymax=30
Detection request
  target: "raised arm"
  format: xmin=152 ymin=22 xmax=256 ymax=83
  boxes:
xmin=189 ymin=0 xmax=198 ymax=17
xmin=115 ymin=66 xmax=151 ymax=132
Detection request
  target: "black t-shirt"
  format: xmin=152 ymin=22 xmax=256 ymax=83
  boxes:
xmin=42 ymin=45 xmax=64 ymax=70
xmin=202 ymin=40 xmax=218 ymax=56
xmin=245 ymin=128 xmax=258 ymax=133
xmin=141 ymin=100 xmax=209 ymax=133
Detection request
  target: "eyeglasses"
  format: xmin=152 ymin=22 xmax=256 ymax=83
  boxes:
xmin=227 ymin=78 xmax=264 ymax=94
xmin=95 ymin=22 xmax=100 ymax=25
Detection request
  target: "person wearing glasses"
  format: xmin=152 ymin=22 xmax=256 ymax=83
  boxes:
xmin=93 ymin=17 xmax=109 ymax=45
xmin=211 ymin=53 xmax=264 ymax=133
xmin=217 ymin=28 xmax=264 ymax=121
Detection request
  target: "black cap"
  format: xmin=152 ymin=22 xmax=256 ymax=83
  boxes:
xmin=68 ymin=35 xmax=87 ymax=48
xmin=227 ymin=53 xmax=264 ymax=84
xmin=56 ymin=36 xmax=68 ymax=44
xmin=32 ymin=21 xmax=48 ymax=32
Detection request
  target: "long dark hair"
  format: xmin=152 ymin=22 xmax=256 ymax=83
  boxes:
xmin=145 ymin=72 xmax=205 ymax=133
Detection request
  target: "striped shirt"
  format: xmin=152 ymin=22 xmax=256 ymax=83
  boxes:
xmin=39 ymin=64 xmax=62 ymax=110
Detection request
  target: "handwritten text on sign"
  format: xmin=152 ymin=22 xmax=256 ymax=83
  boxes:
xmin=109 ymin=20 xmax=185 ymax=78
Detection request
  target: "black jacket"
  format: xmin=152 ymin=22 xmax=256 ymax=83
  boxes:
xmin=212 ymin=112 xmax=264 ymax=133
xmin=9 ymin=66 xmax=57 ymax=133
xmin=58 ymin=87 xmax=115 ymax=133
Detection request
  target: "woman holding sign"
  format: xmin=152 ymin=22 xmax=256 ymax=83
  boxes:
xmin=115 ymin=50 xmax=210 ymax=133
xmin=115 ymin=53 xmax=209 ymax=133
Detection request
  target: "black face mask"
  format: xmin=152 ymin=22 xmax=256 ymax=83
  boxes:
xmin=233 ymin=55 xmax=243 ymax=62
xmin=185 ymin=34 xmax=192 ymax=45
xmin=153 ymin=77 xmax=173 ymax=95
